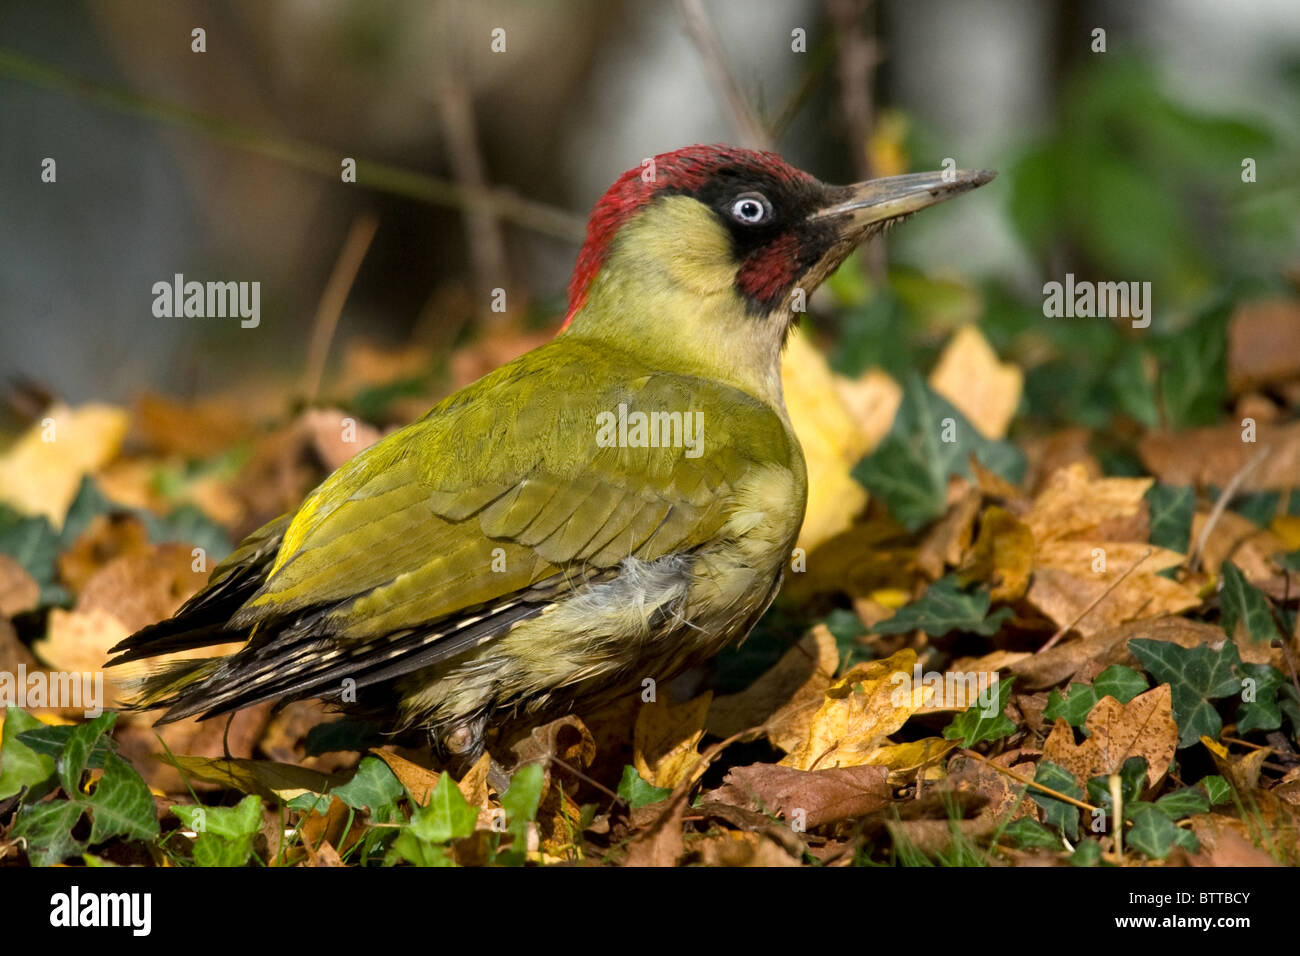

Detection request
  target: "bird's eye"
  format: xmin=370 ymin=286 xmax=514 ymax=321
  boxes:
xmin=729 ymin=193 xmax=771 ymax=225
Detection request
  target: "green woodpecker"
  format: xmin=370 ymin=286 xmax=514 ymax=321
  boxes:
xmin=109 ymin=145 xmax=992 ymax=759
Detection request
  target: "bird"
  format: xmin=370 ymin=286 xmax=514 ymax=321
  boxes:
xmin=107 ymin=144 xmax=993 ymax=764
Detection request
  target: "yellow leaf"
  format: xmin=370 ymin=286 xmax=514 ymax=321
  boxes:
xmin=864 ymin=737 xmax=956 ymax=785
xmin=634 ymin=692 xmax=712 ymax=789
xmin=779 ymin=649 xmax=928 ymax=771
xmin=928 ymin=325 xmax=1022 ymax=440
xmin=1024 ymin=465 xmax=1152 ymax=545
xmin=0 ymin=403 xmax=128 ymax=528
xmin=708 ymin=625 xmax=838 ymax=742
xmin=958 ymin=505 xmax=1035 ymax=602
xmin=164 ymin=755 xmax=343 ymax=801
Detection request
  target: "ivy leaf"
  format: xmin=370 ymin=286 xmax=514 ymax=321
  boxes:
xmin=872 ymin=575 xmax=1012 ymax=637
xmin=1070 ymin=839 xmax=1103 ymax=867
xmin=0 ymin=707 xmax=56 ymax=800
xmin=10 ymin=800 xmax=87 ymax=867
xmin=1234 ymin=662 xmax=1299 ymax=736
xmin=1086 ymin=756 xmax=1148 ymax=815
xmin=332 ymin=756 xmax=404 ymax=821
xmin=1220 ymin=562 xmax=1280 ymax=644
xmin=408 ymin=772 xmax=478 ymax=845
xmin=617 ymin=766 xmax=672 ymax=809
xmin=1199 ymin=775 xmax=1232 ymax=805
xmin=1044 ymin=665 xmax=1149 ymax=728
xmin=1129 ymin=639 xmax=1242 ymax=747
xmin=1003 ymin=817 xmax=1060 ymax=850
xmin=498 ymin=763 xmax=545 ymax=865
xmin=172 ymin=794 xmax=262 ymax=867
xmin=1154 ymin=787 xmax=1211 ymax=820
xmin=1030 ymin=761 xmax=1082 ymax=841
xmin=1146 ymin=484 xmax=1194 ymax=555
xmin=943 ymin=677 xmax=1016 ymax=747
xmin=0 ymin=505 xmax=68 ymax=606
xmin=1126 ymin=803 xmax=1199 ymax=859
xmin=853 ymin=375 xmax=1025 ymax=530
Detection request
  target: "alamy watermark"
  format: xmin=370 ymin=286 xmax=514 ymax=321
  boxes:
xmin=595 ymin=403 xmax=704 ymax=458
xmin=890 ymin=663 xmax=1002 ymax=717
xmin=1042 ymin=273 xmax=1151 ymax=328
xmin=151 ymin=273 xmax=260 ymax=328
xmin=1 ymin=666 xmax=103 ymax=717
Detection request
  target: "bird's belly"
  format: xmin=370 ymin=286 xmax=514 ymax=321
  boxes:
xmin=399 ymin=463 xmax=804 ymax=733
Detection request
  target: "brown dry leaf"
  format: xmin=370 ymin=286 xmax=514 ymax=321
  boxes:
xmin=303 ymin=839 xmax=345 ymax=867
xmin=1009 ymin=617 xmax=1225 ymax=689
xmin=511 ymin=714 xmax=597 ymax=772
xmin=57 ymin=513 xmax=151 ymax=595
xmin=917 ymin=486 xmax=982 ymax=579
xmin=863 ymin=737 xmax=956 ymax=786
xmin=0 ymin=403 xmax=129 ymax=528
xmin=1023 ymin=465 xmax=1152 ymax=544
xmin=623 ymin=792 xmax=687 ymax=867
xmin=689 ymin=830 xmax=801 ymax=867
xmin=940 ymin=753 xmax=1040 ymax=824
xmin=298 ymin=408 xmax=382 ymax=472
xmin=1189 ymin=823 xmax=1281 ymax=867
xmin=779 ymin=648 xmax=928 ymax=771
xmin=782 ymin=328 xmax=872 ymax=552
xmin=1041 ymin=684 xmax=1177 ymax=787
xmin=0 ymin=555 xmax=39 ymax=617
xmin=1139 ymin=423 xmax=1300 ymax=492
xmin=707 ymin=624 xmax=838 ymax=742
xmin=704 ymin=762 xmax=891 ymax=828
xmin=1201 ymin=737 xmax=1270 ymax=792
xmin=633 ymin=692 xmax=712 ymax=789
xmin=1025 ymin=566 xmax=1200 ymax=638
xmin=1023 ymin=427 xmax=1102 ymax=495
xmin=372 ymin=749 xmax=440 ymax=804
xmin=134 ymin=392 xmax=251 ymax=458
xmin=75 ymin=543 xmax=209 ymax=634
xmin=456 ymin=752 xmax=494 ymax=812
xmin=928 ymin=324 xmax=1022 ymax=440
xmin=1190 ymin=509 xmax=1284 ymax=580
xmin=885 ymin=816 xmax=999 ymax=857
xmin=1227 ymin=298 xmax=1300 ymax=393
xmin=958 ymin=505 xmax=1035 ymax=601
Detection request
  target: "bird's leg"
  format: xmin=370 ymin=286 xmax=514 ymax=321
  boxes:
xmin=441 ymin=717 xmax=513 ymax=794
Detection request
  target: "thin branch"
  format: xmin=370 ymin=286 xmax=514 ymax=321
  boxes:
xmin=674 ymin=0 xmax=770 ymax=149
xmin=301 ymin=213 xmax=380 ymax=403
xmin=0 ymin=48 xmax=586 ymax=242
xmin=1037 ymin=547 xmax=1154 ymax=653
xmin=1187 ymin=444 xmax=1271 ymax=573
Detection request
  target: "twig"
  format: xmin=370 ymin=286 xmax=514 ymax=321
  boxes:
xmin=549 ymin=755 xmax=624 ymax=805
xmin=1037 ymin=547 xmax=1154 ymax=653
xmin=434 ymin=52 xmax=510 ymax=328
xmin=1187 ymin=444 xmax=1271 ymax=573
xmin=674 ymin=0 xmax=770 ymax=149
xmin=301 ymin=213 xmax=379 ymax=403
xmin=0 ymin=48 xmax=586 ymax=242
xmin=962 ymin=749 xmax=1099 ymax=814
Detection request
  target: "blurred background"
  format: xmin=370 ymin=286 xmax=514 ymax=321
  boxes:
xmin=1 ymin=0 xmax=1298 ymax=447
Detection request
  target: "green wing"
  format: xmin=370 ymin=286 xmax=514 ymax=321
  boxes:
xmin=109 ymin=336 xmax=798 ymax=720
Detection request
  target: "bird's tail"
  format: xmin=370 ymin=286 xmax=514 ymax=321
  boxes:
xmin=116 ymin=657 xmax=225 ymax=712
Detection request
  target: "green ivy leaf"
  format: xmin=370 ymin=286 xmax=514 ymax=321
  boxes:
xmin=1146 ymin=484 xmax=1194 ymax=555
xmin=409 ymin=772 xmax=478 ymax=845
xmin=1031 ymin=761 xmax=1082 ymax=842
xmin=853 ymin=375 xmax=1025 ymax=530
xmin=942 ymin=677 xmax=1016 ymax=747
xmin=0 ymin=707 xmax=56 ymax=800
xmin=1003 ymin=817 xmax=1060 ymax=850
xmin=1126 ymin=803 xmax=1199 ymax=859
xmin=872 ymin=575 xmax=1012 ymax=638
xmin=172 ymin=794 xmax=262 ymax=867
xmin=332 ymin=756 xmax=404 ymax=821
xmin=1129 ymin=638 xmax=1242 ymax=747
xmin=1220 ymin=562 xmax=1280 ymax=644
xmin=1199 ymin=775 xmax=1232 ymax=805
xmin=1154 ymin=788 xmax=1211 ymax=820
xmin=1086 ymin=756 xmax=1148 ymax=815
xmin=617 ymin=766 xmax=672 ymax=809
xmin=1044 ymin=665 xmax=1149 ymax=728
xmin=1070 ymin=839 xmax=1103 ymax=867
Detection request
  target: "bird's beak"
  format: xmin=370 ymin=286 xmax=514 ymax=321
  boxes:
xmin=809 ymin=168 xmax=996 ymax=232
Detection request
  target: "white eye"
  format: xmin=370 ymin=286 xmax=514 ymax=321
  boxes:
xmin=730 ymin=193 xmax=771 ymax=225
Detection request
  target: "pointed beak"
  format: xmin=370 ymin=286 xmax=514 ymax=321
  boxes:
xmin=809 ymin=168 xmax=996 ymax=232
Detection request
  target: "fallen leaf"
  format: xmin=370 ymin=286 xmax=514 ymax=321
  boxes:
xmin=1040 ymin=684 xmax=1177 ymax=786
xmin=0 ymin=403 xmax=129 ymax=528
xmin=0 ymin=555 xmax=39 ymax=617
xmin=704 ymin=762 xmax=891 ymax=827
xmin=779 ymin=649 xmax=928 ymax=771
xmin=1023 ymin=465 xmax=1152 ymax=544
xmin=1139 ymin=423 xmax=1300 ymax=492
xmin=1227 ymin=298 xmax=1300 ymax=393
xmin=958 ymin=505 xmax=1035 ymax=601
xmin=708 ymin=625 xmax=838 ymax=742
xmin=689 ymin=830 xmax=801 ymax=866
xmin=928 ymin=324 xmax=1023 ymax=440
xmin=633 ymin=693 xmax=711 ymax=789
